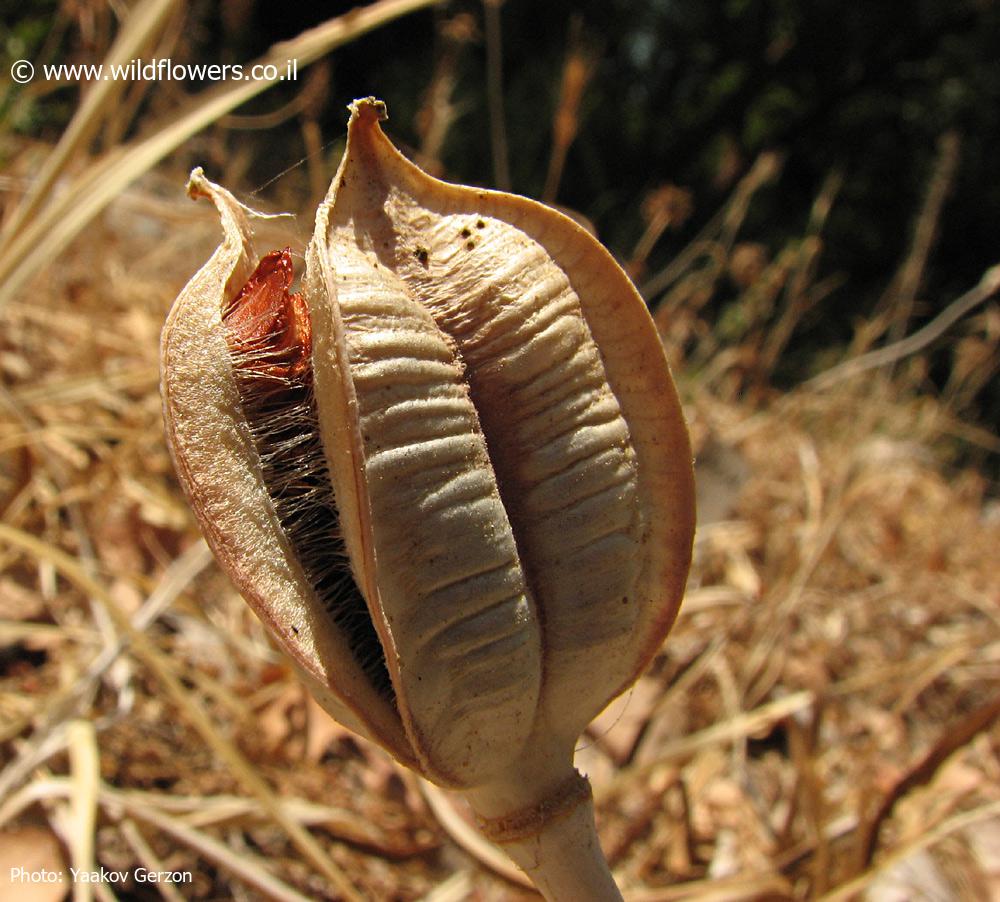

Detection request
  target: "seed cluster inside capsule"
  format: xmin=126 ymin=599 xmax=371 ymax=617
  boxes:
xmin=222 ymin=249 xmax=395 ymax=702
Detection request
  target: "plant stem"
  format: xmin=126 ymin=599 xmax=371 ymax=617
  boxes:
xmin=468 ymin=747 xmax=622 ymax=901
xmin=497 ymin=788 xmax=622 ymax=901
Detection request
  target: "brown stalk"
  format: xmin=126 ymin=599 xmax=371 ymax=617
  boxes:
xmin=542 ymin=17 xmax=598 ymax=204
xmin=415 ymin=14 xmax=476 ymax=174
xmin=807 ymin=263 xmax=1000 ymax=391
xmin=853 ymin=693 xmax=1000 ymax=872
xmin=628 ymin=185 xmax=694 ymax=278
xmin=641 ymin=151 xmax=783 ymax=304
xmin=757 ymin=168 xmax=843 ymax=377
xmin=881 ymin=130 xmax=962 ymax=348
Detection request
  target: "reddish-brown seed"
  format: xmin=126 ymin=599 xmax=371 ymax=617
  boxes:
xmin=223 ymin=248 xmax=311 ymax=378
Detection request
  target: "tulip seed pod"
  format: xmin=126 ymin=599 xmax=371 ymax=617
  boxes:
xmin=161 ymin=98 xmax=695 ymax=901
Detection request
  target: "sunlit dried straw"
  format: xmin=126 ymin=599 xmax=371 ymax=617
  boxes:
xmin=0 ymin=0 xmax=443 ymax=311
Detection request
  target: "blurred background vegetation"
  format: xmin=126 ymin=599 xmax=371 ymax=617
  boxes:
xmin=2 ymin=0 xmax=998 ymax=445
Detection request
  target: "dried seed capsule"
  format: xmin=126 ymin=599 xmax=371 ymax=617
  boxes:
xmin=161 ymin=98 xmax=695 ymax=902
xmin=306 ymin=99 xmax=694 ymax=772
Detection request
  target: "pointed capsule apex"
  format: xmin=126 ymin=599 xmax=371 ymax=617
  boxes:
xmin=348 ymin=96 xmax=388 ymax=123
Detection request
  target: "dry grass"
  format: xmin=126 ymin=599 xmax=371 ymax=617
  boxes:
xmin=1 ymin=6 xmax=999 ymax=900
